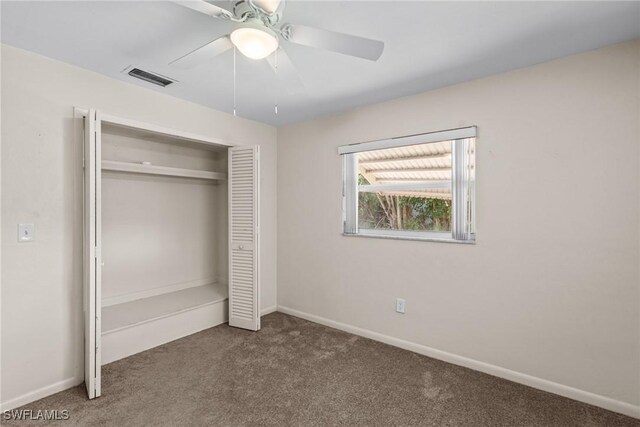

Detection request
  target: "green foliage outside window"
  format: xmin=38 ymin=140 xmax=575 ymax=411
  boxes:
xmin=357 ymin=174 xmax=451 ymax=232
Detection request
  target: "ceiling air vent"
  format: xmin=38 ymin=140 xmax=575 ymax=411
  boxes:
xmin=127 ymin=68 xmax=175 ymax=87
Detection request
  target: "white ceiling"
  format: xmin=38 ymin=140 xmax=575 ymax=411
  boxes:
xmin=2 ymin=1 xmax=639 ymax=126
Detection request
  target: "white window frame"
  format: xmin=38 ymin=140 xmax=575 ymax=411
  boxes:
xmin=340 ymin=126 xmax=476 ymax=244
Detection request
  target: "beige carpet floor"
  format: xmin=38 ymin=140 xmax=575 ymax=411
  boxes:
xmin=5 ymin=312 xmax=639 ymax=426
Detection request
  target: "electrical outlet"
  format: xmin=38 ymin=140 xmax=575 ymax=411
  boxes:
xmin=395 ymin=298 xmax=406 ymax=314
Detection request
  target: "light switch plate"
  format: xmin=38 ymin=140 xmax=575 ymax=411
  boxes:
xmin=18 ymin=223 xmax=35 ymax=242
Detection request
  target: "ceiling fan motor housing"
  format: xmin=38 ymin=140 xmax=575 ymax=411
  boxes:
xmin=234 ymin=0 xmax=283 ymax=27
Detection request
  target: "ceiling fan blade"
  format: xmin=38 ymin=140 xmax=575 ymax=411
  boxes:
xmin=282 ymin=24 xmax=384 ymax=61
xmin=171 ymin=0 xmax=233 ymax=19
xmin=266 ymin=48 xmax=304 ymax=94
xmin=170 ymin=36 xmax=233 ymax=68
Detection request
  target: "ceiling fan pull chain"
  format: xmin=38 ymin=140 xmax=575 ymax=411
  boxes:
xmin=233 ymin=46 xmax=237 ymax=117
xmin=274 ymin=49 xmax=278 ymax=115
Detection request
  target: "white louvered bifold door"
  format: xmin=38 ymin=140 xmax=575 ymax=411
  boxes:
xmin=84 ymin=109 xmax=102 ymax=398
xmin=228 ymin=146 xmax=260 ymax=331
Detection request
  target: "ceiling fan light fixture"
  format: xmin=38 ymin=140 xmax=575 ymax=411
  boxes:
xmin=230 ymin=20 xmax=278 ymax=60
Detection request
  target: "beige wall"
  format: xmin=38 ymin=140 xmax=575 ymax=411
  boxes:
xmin=277 ymin=41 xmax=639 ymax=408
xmin=0 ymin=45 xmax=277 ymax=405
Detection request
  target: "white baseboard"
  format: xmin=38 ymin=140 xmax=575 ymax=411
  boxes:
xmin=277 ymin=306 xmax=640 ymax=419
xmin=261 ymin=305 xmax=278 ymax=316
xmin=0 ymin=376 xmax=82 ymax=412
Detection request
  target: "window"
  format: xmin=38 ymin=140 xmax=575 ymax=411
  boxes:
xmin=340 ymin=127 xmax=476 ymax=243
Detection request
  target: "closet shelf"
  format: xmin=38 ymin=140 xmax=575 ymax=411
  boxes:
xmin=102 ymin=283 xmax=228 ymax=334
xmin=102 ymin=160 xmax=227 ymax=181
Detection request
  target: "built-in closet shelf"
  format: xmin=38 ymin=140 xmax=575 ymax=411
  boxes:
xmin=102 ymin=283 xmax=228 ymax=334
xmin=102 ymin=160 xmax=227 ymax=181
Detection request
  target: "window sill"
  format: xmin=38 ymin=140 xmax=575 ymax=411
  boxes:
xmin=342 ymin=231 xmax=476 ymax=245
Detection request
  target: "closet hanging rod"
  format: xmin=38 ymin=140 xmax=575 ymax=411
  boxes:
xmin=102 ymin=160 xmax=227 ymax=181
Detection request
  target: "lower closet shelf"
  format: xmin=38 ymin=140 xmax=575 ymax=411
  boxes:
xmin=101 ymin=283 xmax=228 ymax=364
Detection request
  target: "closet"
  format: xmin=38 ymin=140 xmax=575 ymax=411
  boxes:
xmin=81 ymin=109 xmax=260 ymax=399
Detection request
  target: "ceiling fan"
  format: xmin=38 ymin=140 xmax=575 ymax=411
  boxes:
xmin=170 ymin=0 xmax=385 ymax=92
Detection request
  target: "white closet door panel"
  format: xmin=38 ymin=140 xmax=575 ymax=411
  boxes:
xmin=84 ymin=109 xmax=102 ymax=398
xmin=228 ymin=146 xmax=260 ymax=331
xmin=94 ymin=110 xmax=102 ymax=397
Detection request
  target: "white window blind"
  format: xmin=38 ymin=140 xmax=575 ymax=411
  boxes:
xmin=339 ymin=127 xmax=476 ymax=243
